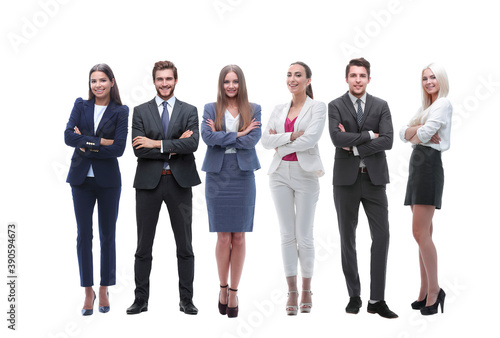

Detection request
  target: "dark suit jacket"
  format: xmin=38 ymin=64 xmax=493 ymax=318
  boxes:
xmin=132 ymin=97 xmax=201 ymax=189
xmin=328 ymin=92 xmax=393 ymax=186
xmin=201 ymin=102 xmax=261 ymax=173
xmin=64 ymin=97 xmax=129 ymax=187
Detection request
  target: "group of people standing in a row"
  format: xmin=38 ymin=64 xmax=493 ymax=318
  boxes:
xmin=64 ymin=57 xmax=452 ymax=320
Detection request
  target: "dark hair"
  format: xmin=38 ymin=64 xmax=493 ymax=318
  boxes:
xmin=88 ymin=63 xmax=122 ymax=105
xmin=152 ymin=60 xmax=178 ymax=81
xmin=345 ymin=57 xmax=371 ymax=78
xmin=290 ymin=61 xmax=313 ymax=99
xmin=215 ymin=65 xmax=252 ymax=132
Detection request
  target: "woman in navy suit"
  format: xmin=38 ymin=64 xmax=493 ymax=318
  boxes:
xmin=261 ymin=62 xmax=326 ymax=315
xmin=64 ymin=64 xmax=129 ymax=315
xmin=201 ymin=65 xmax=261 ymax=318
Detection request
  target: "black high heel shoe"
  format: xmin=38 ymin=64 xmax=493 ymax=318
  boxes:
xmin=411 ymin=295 xmax=427 ymax=310
xmin=82 ymin=291 xmax=96 ymax=316
xmin=226 ymin=288 xmax=239 ymax=318
xmin=420 ymin=289 xmax=445 ymax=315
xmin=218 ymin=285 xmax=228 ymax=315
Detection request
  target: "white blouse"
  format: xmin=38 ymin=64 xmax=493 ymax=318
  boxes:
xmin=399 ymin=97 xmax=453 ymax=152
xmin=224 ymin=110 xmax=240 ymax=154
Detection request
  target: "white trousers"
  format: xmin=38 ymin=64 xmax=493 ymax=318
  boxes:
xmin=269 ymin=161 xmax=319 ymax=278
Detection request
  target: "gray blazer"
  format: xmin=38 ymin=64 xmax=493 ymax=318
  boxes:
xmin=328 ymin=91 xmax=393 ymax=186
xmin=132 ymin=97 xmax=201 ymax=189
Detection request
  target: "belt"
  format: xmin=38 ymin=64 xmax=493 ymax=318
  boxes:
xmin=162 ymin=169 xmax=172 ymax=175
xmin=358 ymin=167 xmax=368 ymax=174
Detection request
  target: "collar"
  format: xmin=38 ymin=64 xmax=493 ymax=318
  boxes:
xmin=155 ymin=95 xmax=176 ymax=109
xmin=348 ymin=92 xmax=367 ymax=105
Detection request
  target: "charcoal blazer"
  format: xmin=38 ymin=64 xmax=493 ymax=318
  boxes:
xmin=201 ymin=102 xmax=261 ymax=173
xmin=64 ymin=97 xmax=129 ymax=187
xmin=131 ymin=97 xmax=201 ymax=189
xmin=328 ymin=91 xmax=393 ymax=186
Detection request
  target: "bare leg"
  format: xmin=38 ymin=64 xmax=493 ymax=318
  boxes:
xmin=412 ymin=205 xmax=440 ymax=306
xmin=83 ymin=286 xmax=95 ymax=310
xmin=228 ymin=232 xmax=246 ymax=308
xmin=286 ymin=275 xmax=298 ymax=310
xmin=216 ymin=232 xmax=231 ymax=305
xmin=99 ymin=285 xmax=109 ymax=307
xmin=301 ymin=277 xmax=312 ymax=307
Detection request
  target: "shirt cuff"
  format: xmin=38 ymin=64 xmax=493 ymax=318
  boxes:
xmin=368 ymin=130 xmax=375 ymax=139
xmin=353 ymin=146 xmax=359 ymax=156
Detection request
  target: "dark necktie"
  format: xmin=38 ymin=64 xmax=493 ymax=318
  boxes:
xmin=161 ymin=101 xmax=169 ymax=169
xmin=161 ymin=101 xmax=169 ymax=137
xmin=356 ymin=98 xmax=363 ymax=126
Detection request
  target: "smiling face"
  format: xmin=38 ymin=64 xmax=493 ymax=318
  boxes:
xmin=223 ymin=71 xmax=239 ymax=99
xmin=90 ymin=71 xmax=114 ymax=104
xmin=154 ymin=68 xmax=177 ymax=101
xmin=287 ymin=64 xmax=311 ymax=95
xmin=346 ymin=65 xmax=370 ymax=98
xmin=422 ymin=68 xmax=440 ymax=102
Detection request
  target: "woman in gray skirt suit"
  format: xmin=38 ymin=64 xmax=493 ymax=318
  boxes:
xmin=399 ymin=63 xmax=452 ymax=316
xmin=201 ymin=65 xmax=261 ymax=318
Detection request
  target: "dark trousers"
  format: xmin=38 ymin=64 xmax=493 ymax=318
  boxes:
xmin=71 ymin=177 xmax=120 ymax=287
xmin=334 ymin=172 xmax=389 ymax=301
xmin=134 ymin=174 xmax=194 ymax=302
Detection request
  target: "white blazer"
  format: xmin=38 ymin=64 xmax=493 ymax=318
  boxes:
xmin=261 ymin=96 xmax=326 ymax=177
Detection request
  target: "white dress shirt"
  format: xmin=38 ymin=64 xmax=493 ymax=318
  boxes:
xmin=399 ymin=97 xmax=453 ymax=152
xmin=87 ymin=104 xmax=107 ymax=177
xmin=224 ymin=110 xmax=240 ymax=154
xmin=347 ymin=92 xmax=375 ymax=166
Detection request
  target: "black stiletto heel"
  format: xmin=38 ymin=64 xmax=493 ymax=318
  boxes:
xmin=420 ymin=289 xmax=445 ymax=315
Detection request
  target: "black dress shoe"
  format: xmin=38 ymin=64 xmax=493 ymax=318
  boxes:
xmin=179 ymin=299 xmax=198 ymax=315
xmin=346 ymin=296 xmax=362 ymax=314
xmin=367 ymin=300 xmax=398 ymax=319
xmin=126 ymin=298 xmax=148 ymax=315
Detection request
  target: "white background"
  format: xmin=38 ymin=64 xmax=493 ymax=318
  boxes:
xmin=1 ymin=0 xmax=499 ymax=337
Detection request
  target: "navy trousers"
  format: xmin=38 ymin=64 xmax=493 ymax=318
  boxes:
xmin=71 ymin=177 xmax=121 ymax=287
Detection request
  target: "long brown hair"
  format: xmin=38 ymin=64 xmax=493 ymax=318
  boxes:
xmin=215 ymin=65 xmax=252 ymax=131
xmin=88 ymin=63 xmax=122 ymax=105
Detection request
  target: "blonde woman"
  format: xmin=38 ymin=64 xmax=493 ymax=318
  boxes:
xmin=400 ymin=63 xmax=452 ymax=316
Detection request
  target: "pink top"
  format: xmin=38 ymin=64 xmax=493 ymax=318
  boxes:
xmin=283 ymin=116 xmax=298 ymax=161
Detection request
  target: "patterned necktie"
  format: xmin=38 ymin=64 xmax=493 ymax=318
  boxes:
xmin=161 ymin=101 xmax=169 ymax=137
xmin=161 ymin=101 xmax=169 ymax=169
xmin=356 ymin=98 xmax=363 ymax=127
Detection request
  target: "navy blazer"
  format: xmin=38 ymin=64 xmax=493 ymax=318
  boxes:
xmin=64 ymin=97 xmax=129 ymax=187
xmin=201 ymin=102 xmax=261 ymax=173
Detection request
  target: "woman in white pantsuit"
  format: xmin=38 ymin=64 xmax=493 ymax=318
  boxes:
xmin=261 ymin=62 xmax=326 ymax=315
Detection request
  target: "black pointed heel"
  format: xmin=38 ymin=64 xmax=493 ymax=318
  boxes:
xmin=420 ymin=289 xmax=445 ymax=315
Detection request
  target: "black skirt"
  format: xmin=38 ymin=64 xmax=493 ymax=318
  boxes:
xmin=404 ymin=145 xmax=444 ymax=209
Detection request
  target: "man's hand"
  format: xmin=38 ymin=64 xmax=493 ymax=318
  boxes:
xmin=170 ymin=130 xmax=193 ymax=155
xmin=132 ymin=136 xmax=161 ymax=149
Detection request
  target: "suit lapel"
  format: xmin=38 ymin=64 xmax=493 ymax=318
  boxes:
xmin=83 ymin=99 xmax=95 ymax=135
xmin=147 ymin=98 xmax=164 ymax=136
xmin=294 ymin=96 xmax=313 ymax=128
xmin=96 ymin=101 xmax=117 ymax=135
xmin=277 ymin=101 xmax=292 ymax=133
xmin=167 ymin=99 xmax=182 ymax=137
xmin=341 ymin=92 xmax=358 ymax=122
xmin=360 ymin=93 xmax=373 ymax=128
